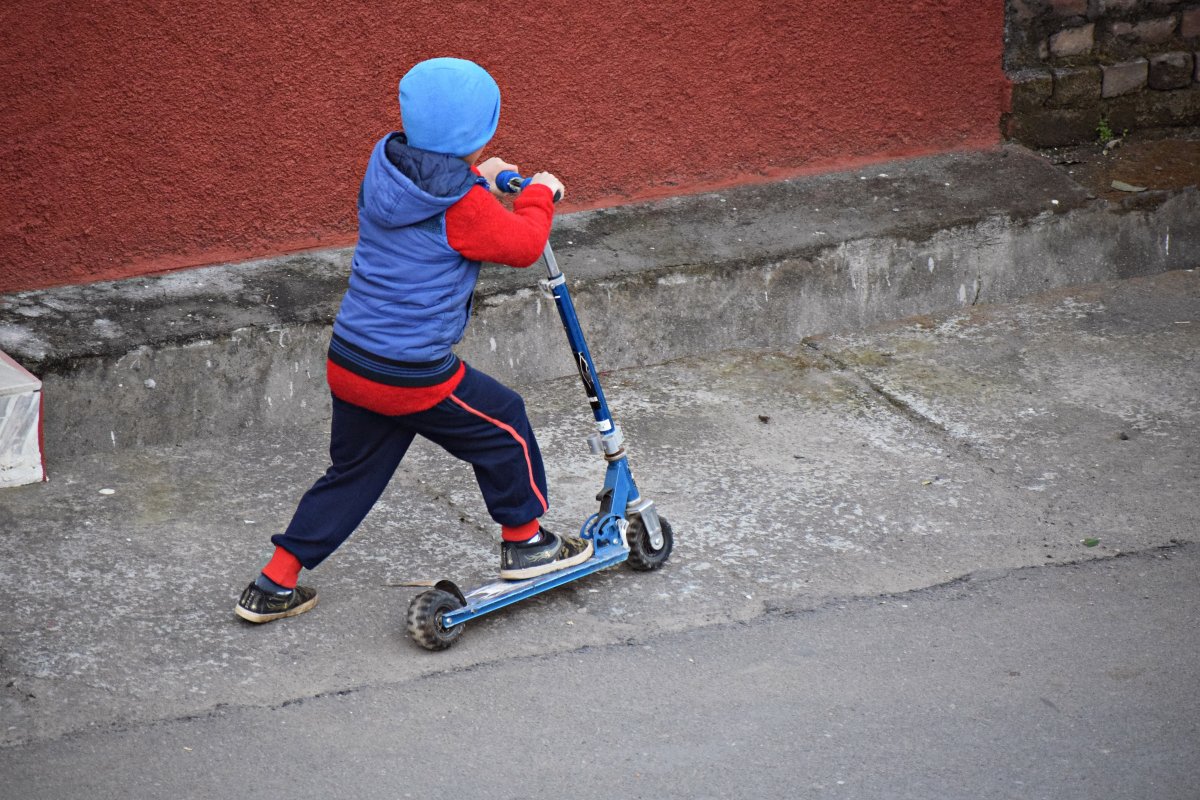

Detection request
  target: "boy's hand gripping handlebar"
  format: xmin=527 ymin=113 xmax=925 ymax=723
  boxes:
xmin=496 ymin=170 xmax=563 ymax=203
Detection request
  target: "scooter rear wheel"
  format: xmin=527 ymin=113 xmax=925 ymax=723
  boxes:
xmin=407 ymin=589 xmax=465 ymax=651
xmin=627 ymin=515 xmax=674 ymax=571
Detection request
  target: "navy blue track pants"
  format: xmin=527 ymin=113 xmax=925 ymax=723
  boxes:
xmin=272 ymin=365 xmax=548 ymax=569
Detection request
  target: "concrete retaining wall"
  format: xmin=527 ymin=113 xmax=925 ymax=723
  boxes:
xmin=1 ymin=146 xmax=1196 ymax=462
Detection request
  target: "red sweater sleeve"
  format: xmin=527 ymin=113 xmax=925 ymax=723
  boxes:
xmin=444 ymin=183 xmax=555 ymax=268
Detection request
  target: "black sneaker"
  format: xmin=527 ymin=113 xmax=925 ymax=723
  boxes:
xmin=500 ymin=529 xmax=593 ymax=580
xmin=234 ymin=583 xmax=319 ymax=623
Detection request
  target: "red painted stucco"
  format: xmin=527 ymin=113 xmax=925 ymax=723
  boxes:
xmin=1 ymin=1 xmax=1007 ymax=294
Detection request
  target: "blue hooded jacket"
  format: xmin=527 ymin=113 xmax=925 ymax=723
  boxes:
xmin=332 ymin=133 xmax=488 ymax=371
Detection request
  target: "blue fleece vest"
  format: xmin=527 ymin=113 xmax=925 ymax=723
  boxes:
xmin=333 ymin=134 xmax=487 ymax=363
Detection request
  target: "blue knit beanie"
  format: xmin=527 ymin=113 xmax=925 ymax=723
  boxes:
xmin=399 ymin=57 xmax=501 ymax=157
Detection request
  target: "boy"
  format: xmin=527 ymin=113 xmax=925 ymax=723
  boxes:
xmin=235 ymin=57 xmax=589 ymax=624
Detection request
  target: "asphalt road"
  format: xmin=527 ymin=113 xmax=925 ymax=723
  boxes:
xmin=2 ymin=544 xmax=1196 ymax=800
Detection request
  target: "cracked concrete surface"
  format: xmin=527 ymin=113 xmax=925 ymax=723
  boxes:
xmin=1 ymin=269 xmax=1196 ymax=750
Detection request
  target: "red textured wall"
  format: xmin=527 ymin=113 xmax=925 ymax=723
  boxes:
xmin=1 ymin=0 xmax=1008 ymax=294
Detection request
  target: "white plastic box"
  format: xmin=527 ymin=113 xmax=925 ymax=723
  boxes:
xmin=0 ymin=350 xmax=45 ymax=487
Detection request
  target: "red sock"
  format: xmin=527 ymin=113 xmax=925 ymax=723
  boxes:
xmin=501 ymin=519 xmax=541 ymax=543
xmin=261 ymin=546 xmax=302 ymax=589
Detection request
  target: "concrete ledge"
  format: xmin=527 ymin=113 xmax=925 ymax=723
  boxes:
xmin=2 ymin=144 xmax=1197 ymax=460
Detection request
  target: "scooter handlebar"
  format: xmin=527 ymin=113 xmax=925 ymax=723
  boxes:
xmin=496 ymin=170 xmax=563 ymax=203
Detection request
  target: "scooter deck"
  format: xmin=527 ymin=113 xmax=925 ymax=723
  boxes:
xmin=439 ymin=541 xmax=629 ymax=628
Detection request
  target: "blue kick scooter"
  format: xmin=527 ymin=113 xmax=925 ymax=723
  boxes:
xmin=404 ymin=171 xmax=674 ymax=651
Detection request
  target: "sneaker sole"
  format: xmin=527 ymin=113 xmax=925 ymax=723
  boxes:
xmin=499 ymin=540 xmax=594 ymax=581
xmin=234 ymin=593 xmax=319 ymax=624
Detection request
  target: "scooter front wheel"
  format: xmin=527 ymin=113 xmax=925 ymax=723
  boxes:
xmin=407 ymin=589 xmax=465 ymax=651
xmin=627 ymin=515 xmax=674 ymax=571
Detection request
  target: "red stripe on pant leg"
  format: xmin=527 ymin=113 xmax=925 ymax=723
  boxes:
xmin=449 ymin=394 xmax=549 ymax=514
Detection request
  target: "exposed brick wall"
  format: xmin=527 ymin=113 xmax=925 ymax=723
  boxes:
xmin=1004 ymin=0 xmax=1200 ymax=145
